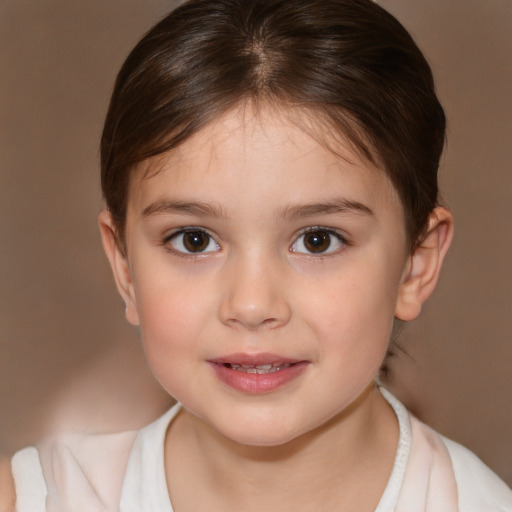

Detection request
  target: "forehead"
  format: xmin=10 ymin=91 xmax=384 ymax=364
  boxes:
xmin=127 ymin=105 xmax=402 ymax=218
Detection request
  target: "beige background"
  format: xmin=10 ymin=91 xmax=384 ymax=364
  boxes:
xmin=1 ymin=0 xmax=511 ymax=486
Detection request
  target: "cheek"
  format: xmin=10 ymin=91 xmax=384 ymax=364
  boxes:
xmin=132 ymin=253 xmax=215 ymax=331
xmin=135 ymin=288 xmax=206 ymax=399
xmin=137 ymin=286 xmax=192 ymax=337
xmin=132 ymin=268 xmax=213 ymax=365
xmin=305 ymin=257 xmax=401 ymax=359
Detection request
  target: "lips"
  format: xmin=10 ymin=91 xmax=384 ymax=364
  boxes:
xmin=209 ymin=353 xmax=302 ymax=366
xmin=222 ymin=362 xmax=294 ymax=374
xmin=208 ymin=354 xmax=308 ymax=393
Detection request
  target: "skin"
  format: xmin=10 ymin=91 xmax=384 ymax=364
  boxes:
xmin=99 ymin=105 xmax=453 ymax=511
xmin=0 ymin=459 xmax=15 ymax=512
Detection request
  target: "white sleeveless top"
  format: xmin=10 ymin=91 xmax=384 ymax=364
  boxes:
xmin=11 ymin=389 xmax=512 ymax=511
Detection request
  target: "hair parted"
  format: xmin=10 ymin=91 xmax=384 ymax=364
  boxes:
xmin=101 ymin=0 xmax=445 ymax=248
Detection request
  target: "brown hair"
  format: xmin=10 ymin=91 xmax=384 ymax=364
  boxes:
xmin=101 ymin=0 xmax=445 ymax=248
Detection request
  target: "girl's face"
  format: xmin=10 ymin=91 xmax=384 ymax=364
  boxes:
xmin=118 ymin=106 xmax=410 ymax=446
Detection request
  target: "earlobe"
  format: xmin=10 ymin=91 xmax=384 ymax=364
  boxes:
xmin=98 ymin=210 xmax=140 ymax=326
xmin=395 ymin=206 xmax=454 ymax=321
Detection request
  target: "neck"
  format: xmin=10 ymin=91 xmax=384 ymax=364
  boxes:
xmin=164 ymin=385 xmax=398 ymax=512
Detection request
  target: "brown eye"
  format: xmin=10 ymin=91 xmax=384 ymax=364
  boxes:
xmin=183 ymin=231 xmax=209 ymax=252
xmin=303 ymin=231 xmax=331 ymax=253
xmin=291 ymin=229 xmax=345 ymax=254
xmin=169 ymin=229 xmax=219 ymax=254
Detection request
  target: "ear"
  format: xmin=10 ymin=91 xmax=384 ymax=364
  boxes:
xmin=98 ymin=210 xmax=140 ymax=326
xmin=395 ymin=206 xmax=454 ymax=321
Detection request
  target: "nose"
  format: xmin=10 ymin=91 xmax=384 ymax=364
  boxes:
xmin=218 ymin=254 xmax=291 ymax=331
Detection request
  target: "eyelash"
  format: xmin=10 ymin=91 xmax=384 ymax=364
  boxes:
xmin=291 ymin=227 xmax=349 ymax=256
xmin=162 ymin=227 xmax=220 ymax=257
xmin=161 ymin=226 xmax=349 ymax=257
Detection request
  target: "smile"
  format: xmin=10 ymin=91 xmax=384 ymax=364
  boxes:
xmin=222 ymin=363 xmax=294 ymax=374
xmin=208 ymin=356 xmax=308 ymax=394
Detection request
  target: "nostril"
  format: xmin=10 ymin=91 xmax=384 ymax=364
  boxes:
xmin=217 ymin=268 xmax=292 ymax=330
xmin=261 ymin=317 xmax=284 ymax=329
xmin=222 ymin=315 xmax=289 ymax=331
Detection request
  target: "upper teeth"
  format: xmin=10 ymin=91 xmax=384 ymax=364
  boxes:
xmin=226 ymin=362 xmax=292 ymax=374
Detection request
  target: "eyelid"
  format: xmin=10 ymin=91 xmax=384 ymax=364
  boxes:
xmin=290 ymin=226 xmax=348 ymax=255
xmin=163 ymin=226 xmax=221 ymax=255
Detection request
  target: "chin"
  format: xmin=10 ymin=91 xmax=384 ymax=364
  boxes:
xmin=209 ymin=411 xmax=311 ymax=448
xmin=224 ymin=426 xmax=302 ymax=447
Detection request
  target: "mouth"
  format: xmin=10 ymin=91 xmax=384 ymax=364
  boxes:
xmin=208 ymin=355 xmax=308 ymax=394
xmin=220 ymin=362 xmax=296 ymax=374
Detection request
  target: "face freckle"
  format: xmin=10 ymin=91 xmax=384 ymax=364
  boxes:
xmin=121 ymin=105 xmax=409 ymax=447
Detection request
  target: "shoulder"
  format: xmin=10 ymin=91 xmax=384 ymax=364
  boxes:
xmin=407 ymin=414 xmax=512 ymax=512
xmin=0 ymin=457 xmax=15 ymax=512
xmin=441 ymin=435 xmax=512 ymax=512
xmin=10 ymin=430 xmax=138 ymax=512
xmin=7 ymin=405 xmax=181 ymax=512
xmin=380 ymin=388 xmax=512 ymax=512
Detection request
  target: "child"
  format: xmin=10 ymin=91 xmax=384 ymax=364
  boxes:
xmin=4 ymin=0 xmax=512 ymax=510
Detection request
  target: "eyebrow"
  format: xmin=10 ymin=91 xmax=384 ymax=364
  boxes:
xmin=142 ymin=200 xmax=228 ymax=218
xmin=279 ymin=199 xmax=374 ymax=220
xmin=141 ymin=198 xmax=373 ymax=220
